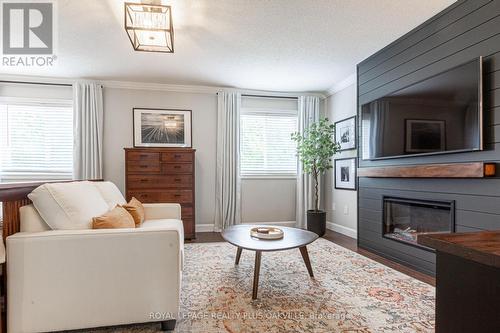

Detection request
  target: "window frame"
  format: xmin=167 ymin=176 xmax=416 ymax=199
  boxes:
xmin=0 ymin=96 xmax=74 ymax=183
xmin=240 ymin=106 xmax=298 ymax=179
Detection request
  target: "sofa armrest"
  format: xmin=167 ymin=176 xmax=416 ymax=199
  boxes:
xmin=7 ymin=227 xmax=183 ymax=272
xmin=143 ymin=203 xmax=181 ymax=220
xmin=7 ymin=228 xmax=182 ymax=332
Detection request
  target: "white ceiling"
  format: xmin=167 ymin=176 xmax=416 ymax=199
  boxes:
xmin=0 ymin=0 xmax=456 ymax=93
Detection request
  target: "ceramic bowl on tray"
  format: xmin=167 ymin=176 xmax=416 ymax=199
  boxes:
xmin=250 ymin=227 xmax=284 ymax=240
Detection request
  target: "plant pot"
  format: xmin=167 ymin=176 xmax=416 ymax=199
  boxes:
xmin=307 ymin=210 xmax=326 ymax=237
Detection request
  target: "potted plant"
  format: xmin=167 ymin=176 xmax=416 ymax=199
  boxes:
xmin=292 ymin=118 xmax=340 ymax=236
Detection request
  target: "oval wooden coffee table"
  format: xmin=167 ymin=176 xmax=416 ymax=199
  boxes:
xmin=221 ymin=224 xmax=319 ymax=299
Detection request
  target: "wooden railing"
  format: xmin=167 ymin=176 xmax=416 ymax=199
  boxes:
xmin=0 ymin=181 xmax=50 ymax=242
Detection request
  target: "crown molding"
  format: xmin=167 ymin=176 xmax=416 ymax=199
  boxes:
xmin=0 ymin=74 xmax=326 ymax=98
xmin=103 ymin=80 xmax=326 ymax=98
xmin=102 ymin=80 xmax=220 ymax=94
xmin=325 ymin=73 xmax=356 ymax=97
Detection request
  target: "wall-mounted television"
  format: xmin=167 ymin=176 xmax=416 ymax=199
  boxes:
xmin=361 ymin=57 xmax=483 ymax=160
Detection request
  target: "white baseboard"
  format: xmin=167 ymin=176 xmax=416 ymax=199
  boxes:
xmin=196 ymin=221 xmax=296 ymax=233
xmin=326 ymin=221 xmax=357 ymax=239
xmin=257 ymin=221 xmax=296 ymax=227
xmin=196 ymin=224 xmax=216 ymax=232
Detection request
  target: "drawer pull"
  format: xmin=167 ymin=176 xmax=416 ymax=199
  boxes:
xmin=174 ymin=154 xmax=181 ymax=158
xmin=140 ymin=154 xmax=148 ymax=158
xmin=174 ymin=178 xmax=182 ymax=182
xmin=174 ymin=194 xmax=181 ymax=198
xmin=140 ymin=179 xmax=148 ymax=183
xmin=140 ymin=165 xmax=148 ymax=168
xmin=174 ymin=166 xmax=181 ymax=169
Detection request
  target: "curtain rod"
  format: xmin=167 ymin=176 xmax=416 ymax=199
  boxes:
xmin=1 ymin=80 xmax=72 ymax=87
xmin=241 ymin=94 xmax=298 ymax=100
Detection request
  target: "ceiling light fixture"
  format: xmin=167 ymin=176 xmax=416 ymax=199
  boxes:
xmin=124 ymin=2 xmax=174 ymax=53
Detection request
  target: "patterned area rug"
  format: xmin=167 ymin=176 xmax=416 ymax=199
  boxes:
xmin=76 ymin=238 xmax=435 ymax=332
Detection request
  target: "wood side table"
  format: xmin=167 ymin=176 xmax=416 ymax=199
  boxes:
xmin=418 ymin=231 xmax=500 ymax=333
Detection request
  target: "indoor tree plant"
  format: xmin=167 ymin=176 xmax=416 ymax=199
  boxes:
xmin=292 ymin=118 xmax=340 ymax=236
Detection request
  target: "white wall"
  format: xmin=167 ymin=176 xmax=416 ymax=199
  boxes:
xmin=241 ymin=178 xmax=296 ymax=222
xmin=324 ymin=83 xmax=357 ymax=238
xmin=102 ymin=87 xmax=297 ymax=226
xmin=0 ymin=82 xmax=72 ymax=100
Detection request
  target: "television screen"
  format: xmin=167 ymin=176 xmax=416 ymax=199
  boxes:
xmin=361 ymin=58 xmax=483 ymax=160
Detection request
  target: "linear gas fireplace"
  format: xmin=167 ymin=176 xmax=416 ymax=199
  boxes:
xmin=383 ymin=197 xmax=455 ymax=251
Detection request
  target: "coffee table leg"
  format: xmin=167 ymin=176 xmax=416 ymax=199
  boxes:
xmin=299 ymin=246 xmax=314 ymax=277
xmin=252 ymin=251 xmax=262 ymax=299
xmin=235 ymin=247 xmax=243 ymax=265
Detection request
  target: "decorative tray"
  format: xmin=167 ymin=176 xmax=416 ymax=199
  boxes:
xmin=250 ymin=227 xmax=284 ymax=240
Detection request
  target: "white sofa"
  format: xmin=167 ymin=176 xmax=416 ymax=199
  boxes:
xmin=6 ymin=181 xmax=183 ymax=333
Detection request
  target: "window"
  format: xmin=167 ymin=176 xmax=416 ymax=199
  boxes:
xmin=240 ymin=98 xmax=298 ymax=177
xmin=0 ymin=98 xmax=74 ymax=183
xmin=361 ymin=117 xmax=371 ymax=160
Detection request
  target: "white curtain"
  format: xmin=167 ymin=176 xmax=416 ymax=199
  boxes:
xmin=369 ymin=100 xmax=386 ymax=159
xmin=73 ymin=82 xmax=103 ymax=180
xmin=215 ymin=91 xmax=241 ymax=230
xmin=296 ymin=96 xmax=320 ymax=229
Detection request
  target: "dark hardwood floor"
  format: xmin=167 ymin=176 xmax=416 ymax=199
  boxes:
xmin=187 ymin=229 xmax=435 ymax=286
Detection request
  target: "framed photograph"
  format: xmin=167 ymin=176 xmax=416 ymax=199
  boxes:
xmin=405 ymin=119 xmax=445 ymax=153
xmin=335 ymin=116 xmax=356 ymax=151
xmin=133 ymin=108 xmax=192 ymax=148
xmin=334 ymin=158 xmax=356 ymax=190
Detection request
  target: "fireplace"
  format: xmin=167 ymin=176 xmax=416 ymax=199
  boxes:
xmin=383 ymin=197 xmax=455 ymax=251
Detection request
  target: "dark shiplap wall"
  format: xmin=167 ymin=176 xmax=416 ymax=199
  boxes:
xmin=357 ymin=0 xmax=500 ymax=275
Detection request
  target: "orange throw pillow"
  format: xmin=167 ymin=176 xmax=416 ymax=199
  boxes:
xmin=122 ymin=197 xmax=145 ymax=226
xmin=92 ymin=205 xmax=135 ymax=229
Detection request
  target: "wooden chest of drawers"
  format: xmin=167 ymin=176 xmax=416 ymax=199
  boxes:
xmin=125 ymin=148 xmax=196 ymax=239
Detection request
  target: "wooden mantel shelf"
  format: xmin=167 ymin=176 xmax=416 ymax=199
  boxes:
xmin=358 ymin=162 xmax=496 ymax=178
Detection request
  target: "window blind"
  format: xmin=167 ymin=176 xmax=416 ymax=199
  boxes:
xmin=0 ymin=101 xmax=74 ymax=182
xmin=240 ymin=110 xmax=298 ymax=176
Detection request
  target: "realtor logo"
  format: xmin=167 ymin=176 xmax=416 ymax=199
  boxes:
xmin=1 ymin=1 xmax=56 ymax=66
xmin=2 ymin=2 xmax=53 ymax=54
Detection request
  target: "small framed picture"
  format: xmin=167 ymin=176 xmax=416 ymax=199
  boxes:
xmin=405 ymin=119 xmax=445 ymax=153
xmin=133 ymin=108 xmax=192 ymax=148
xmin=335 ymin=158 xmax=356 ymax=190
xmin=335 ymin=116 xmax=356 ymax=151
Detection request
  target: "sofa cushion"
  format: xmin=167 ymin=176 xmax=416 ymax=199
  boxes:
xmin=28 ymin=181 xmax=109 ymax=230
xmin=92 ymin=205 xmax=135 ymax=229
xmin=92 ymin=181 xmax=127 ymax=209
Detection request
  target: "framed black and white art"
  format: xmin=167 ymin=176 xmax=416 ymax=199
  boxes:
xmin=334 ymin=158 xmax=356 ymax=190
xmin=133 ymin=108 xmax=192 ymax=148
xmin=335 ymin=116 xmax=356 ymax=151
